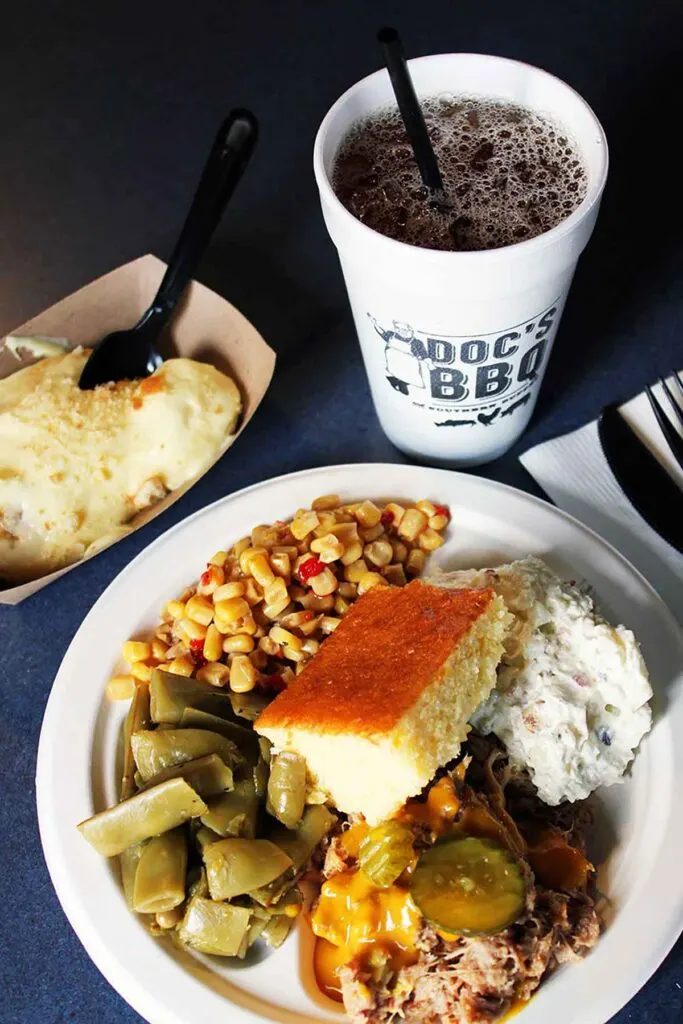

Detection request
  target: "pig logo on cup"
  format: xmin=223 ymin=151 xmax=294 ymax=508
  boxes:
xmin=368 ymin=303 xmax=558 ymax=426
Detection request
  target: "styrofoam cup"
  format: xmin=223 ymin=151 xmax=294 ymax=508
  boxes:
xmin=313 ymin=54 xmax=608 ymax=466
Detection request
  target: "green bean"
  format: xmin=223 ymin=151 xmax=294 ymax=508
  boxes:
xmin=139 ymin=754 xmax=233 ymax=799
xmin=187 ymin=866 xmax=209 ymax=899
xmin=203 ymin=839 xmax=293 ymax=900
xmin=133 ymin=829 xmax=187 ymax=913
xmin=200 ymin=777 xmax=259 ymax=839
xmin=150 ymin=669 xmax=236 ymax=725
xmin=195 ymin=826 xmax=224 ymax=850
xmin=178 ymin=896 xmax=251 ymax=957
xmin=131 ymin=729 xmax=244 ymax=782
xmin=229 ymin=689 xmax=269 ymax=722
xmin=270 ymin=804 xmax=337 ymax=871
xmin=266 ymin=751 xmax=306 ymax=829
xmin=120 ymin=842 xmax=147 ymax=910
xmin=179 ymin=708 xmax=259 ymax=764
xmin=270 ymin=886 xmax=303 ymax=916
xmin=248 ymin=875 xmax=296 ymax=908
xmin=358 ymin=820 xmax=415 ymax=888
xmin=121 ymin=684 xmax=151 ymax=800
xmin=78 ymin=778 xmax=207 ymax=857
xmin=261 ymin=915 xmax=295 ymax=949
xmin=245 ymin=915 xmax=267 ymax=949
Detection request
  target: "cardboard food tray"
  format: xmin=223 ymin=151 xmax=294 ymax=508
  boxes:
xmin=0 ymin=253 xmax=276 ymax=605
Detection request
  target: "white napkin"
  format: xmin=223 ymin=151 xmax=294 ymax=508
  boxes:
xmin=520 ymin=375 xmax=683 ymax=621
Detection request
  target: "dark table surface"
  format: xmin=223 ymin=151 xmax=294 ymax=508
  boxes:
xmin=1 ymin=1 xmax=681 ymax=1022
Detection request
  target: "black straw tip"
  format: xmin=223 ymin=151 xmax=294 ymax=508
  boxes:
xmin=377 ymin=26 xmax=399 ymax=45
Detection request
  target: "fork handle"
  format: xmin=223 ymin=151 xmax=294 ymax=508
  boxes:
xmin=149 ymin=109 xmax=259 ymax=322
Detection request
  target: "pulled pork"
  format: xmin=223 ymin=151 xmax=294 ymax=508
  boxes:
xmin=323 ymin=734 xmax=601 ymax=1024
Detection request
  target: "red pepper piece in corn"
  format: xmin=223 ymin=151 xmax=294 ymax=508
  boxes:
xmin=434 ymin=504 xmax=450 ymax=520
xmin=297 ymin=555 xmax=325 ymax=584
xmin=380 ymin=509 xmax=394 ymax=526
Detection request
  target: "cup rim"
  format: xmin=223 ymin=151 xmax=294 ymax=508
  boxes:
xmin=313 ymin=52 xmax=609 ymax=263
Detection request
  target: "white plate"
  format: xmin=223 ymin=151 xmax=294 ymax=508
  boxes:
xmin=37 ymin=463 xmax=683 ymax=1024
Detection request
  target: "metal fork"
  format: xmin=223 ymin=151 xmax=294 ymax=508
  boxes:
xmin=645 ymin=371 xmax=683 ymax=471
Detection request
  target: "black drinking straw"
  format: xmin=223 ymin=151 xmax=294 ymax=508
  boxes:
xmin=377 ymin=26 xmax=450 ymax=206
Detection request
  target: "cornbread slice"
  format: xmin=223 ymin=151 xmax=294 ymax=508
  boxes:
xmin=256 ymin=580 xmax=509 ymax=824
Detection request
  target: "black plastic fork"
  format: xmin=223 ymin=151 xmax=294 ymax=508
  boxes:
xmin=645 ymin=372 xmax=683 ymax=472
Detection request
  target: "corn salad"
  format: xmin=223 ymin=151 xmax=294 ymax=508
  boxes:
xmin=109 ymin=495 xmax=450 ymax=701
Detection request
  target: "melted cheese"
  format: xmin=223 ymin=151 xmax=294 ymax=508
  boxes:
xmin=0 ymin=350 xmax=241 ymax=582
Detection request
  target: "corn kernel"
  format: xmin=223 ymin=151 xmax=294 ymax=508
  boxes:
xmin=259 ymin=635 xmax=280 ymax=656
xmin=270 ymin=551 xmax=291 ymax=579
xmin=262 ymin=588 xmax=291 ymax=618
xmin=213 ymin=580 xmax=246 ymax=603
xmin=165 ymin=641 xmax=188 ymax=661
xmin=165 ymin=600 xmax=186 ymax=620
xmin=179 ymin=618 xmax=208 ymax=642
xmin=203 ymin=623 xmax=223 ymax=662
xmin=297 ymin=592 xmax=335 ymax=612
xmin=384 ymin=502 xmax=406 ymax=528
xmin=264 ymin=576 xmax=288 ymax=606
xmin=155 ymin=623 xmax=172 ymax=643
xmin=299 ymin=613 xmax=324 ymax=635
xmin=280 ymin=610 xmax=315 ymax=629
xmin=196 ymin=661 xmax=231 ymax=687
xmin=320 ymin=615 xmax=341 ymax=634
xmin=251 ymin=524 xmax=280 ymax=549
xmin=106 ymin=675 xmax=136 ymax=700
xmin=384 ymin=563 xmax=408 ymax=587
xmin=354 ymin=500 xmax=382 ymax=528
xmin=249 ymin=553 xmax=275 ymax=588
xmin=406 ymin=548 xmax=426 ymax=575
xmin=239 ymin=545 xmax=268 ymax=576
xmin=295 ymin=660 xmax=306 ymax=675
xmin=390 ymin=539 xmax=409 ymax=563
xmin=215 ymin=597 xmax=251 ymax=624
xmin=360 ymin=523 xmax=384 ymax=543
xmin=272 ymin=544 xmax=298 ymax=560
xmin=196 ymin=564 xmax=224 ymax=596
xmin=212 ymin=616 xmax=233 ymax=635
xmin=236 ymin=613 xmax=258 ymax=636
xmin=282 ymin=645 xmax=304 ymax=663
xmin=291 ymin=510 xmax=320 ymax=540
xmin=364 ymin=539 xmax=393 ymax=567
xmin=313 ymin=511 xmax=338 ymax=537
xmin=131 ymin=661 xmax=153 ymax=683
xmin=428 ymin=513 xmax=449 ymax=532
xmin=398 ymin=508 xmax=428 ymax=542
xmin=302 ymin=638 xmax=320 ymax=656
xmin=418 ymin=527 xmax=445 ymax=552
xmin=358 ymin=571 xmax=387 ymax=596
xmin=270 ymin=625 xmax=303 ymax=652
xmin=244 ymin=578 xmax=263 ymax=606
xmin=166 ymin=656 xmax=194 ymax=677
xmin=312 ymin=494 xmax=341 ymax=512
xmin=311 ymin=566 xmax=338 ymax=597
xmin=344 ymin=558 xmax=369 ymax=583
xmin=230 ymin=654 xmax=256 ymax=693
xmin=223 ymin=634 xmax=255 ymax=654
xmin=174 ymin=623 xmax=192 ymax=648
xmin=151 ymin=638 xmax=169 ymax=661
xmin=208 ymin=550 xmax=228 ymax=567
xmin=334 ymin=595 xmax=351 ymax=616
xmin=416 ymin=499 xmax=437 ymax=517
xmin=122 ymin=640 xmax=152 ymax=665
xmin=337 ymin=581 xmax=357 ymax=599
xmin=310 ymin=533 xmax=344 ymax=563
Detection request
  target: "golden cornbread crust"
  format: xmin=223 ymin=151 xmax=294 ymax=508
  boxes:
xmin=256 ymin=581 xmax=496 ymax=737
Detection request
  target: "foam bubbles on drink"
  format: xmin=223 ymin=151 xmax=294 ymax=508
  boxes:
xmin=332 ymin=95 xmax=588 ymax=251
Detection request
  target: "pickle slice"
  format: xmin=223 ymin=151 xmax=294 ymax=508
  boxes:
xmin=409 ymin=836 xmax=526 ymax=935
